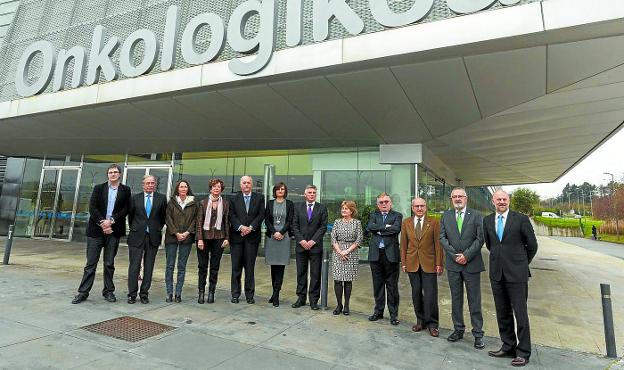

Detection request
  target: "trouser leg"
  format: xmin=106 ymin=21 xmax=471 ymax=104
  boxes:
xmin=77 ymin=236 xmax=104 ymax=295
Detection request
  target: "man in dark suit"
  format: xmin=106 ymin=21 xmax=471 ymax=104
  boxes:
xmin=367 ymin=192 xmax=403 ymax=325
xmin=126 ymin=175 xmax=167 ymax=304
xmin=440 ymin=187 xmax=485 ymax=349
xmin=291 ymin=184 xmax=328 ymax=310
xmin=484 ymin=189 xmax=538 ymax=367
xmin=400 ymin=198 xmax=443 ymax=337
xmin=72 ymin=164 xmax=131 ymax=304
xmin=229 ymin=175 xmax=265 ymax=304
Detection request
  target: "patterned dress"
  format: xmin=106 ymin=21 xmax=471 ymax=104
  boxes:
xmin=331 ymin=218 xmax=363 ymax=281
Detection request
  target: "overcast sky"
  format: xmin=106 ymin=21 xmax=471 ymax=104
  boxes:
xmin=505 ymin=128 xmax=624 ymax=198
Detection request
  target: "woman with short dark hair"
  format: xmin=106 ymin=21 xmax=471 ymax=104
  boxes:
xmin=164 ymin=180 xmax=198 ymax=303
xmin=196 ymin=178 xmax=230 ymax=304
xmin=264 ymin=182 xmax=294 ymax=307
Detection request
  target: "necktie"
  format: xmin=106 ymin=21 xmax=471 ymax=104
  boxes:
xmin=497 ymin=214 xmax=504 ymax=241
xmin=307 ymin=204 xmax=313 ymax=221
xmin=145 ymin=194 xmax=152 ymax=216
xmin=382 ymin=213 xmax=387 ymax=223
xmin=244 ymin=195 xmax=250 ymax=212
xmin=457 ymin=211 xmax=463 ymax=233
xmin=415 ymin=218 xmax=422 ymax=239
xmin=379 ymin=213 xmax=387 ymax=248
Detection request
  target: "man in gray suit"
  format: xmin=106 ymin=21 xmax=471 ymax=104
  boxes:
xmin=440 ymin=187 xmax=485 ymax=349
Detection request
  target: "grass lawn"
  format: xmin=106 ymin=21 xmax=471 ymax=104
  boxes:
xmin=533 ymin=216 xmax=624 ymax=244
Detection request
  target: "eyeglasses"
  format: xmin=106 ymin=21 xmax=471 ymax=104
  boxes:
xmin=451 ymin=195 xmax=466 ymax=199
xmin=377 ymin=200 xmax=390 ymax=204
xmin=412 ymin=205 xmax=426 ymax=208
xmin=107 ymin=171 xmax=120 ymax=174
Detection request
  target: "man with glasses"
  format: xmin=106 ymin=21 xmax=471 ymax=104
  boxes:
xmin=72 ymin=164 xmax=131 ymax=304
xmin=440 ymin=187 xmax=485 ymax=349
xmin=367 ymin=193 xmax=403 ymax=325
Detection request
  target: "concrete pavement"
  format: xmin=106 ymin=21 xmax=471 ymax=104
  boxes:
xmin=0 ymin=236 xmax=622 ymax=368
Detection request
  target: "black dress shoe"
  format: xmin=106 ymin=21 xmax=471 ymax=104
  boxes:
xmin=166 ymin=294 xmax=173 ymax=303
xmin=474 ymin=337 xmax=485 ymax=349
xmin=140 ymin=296 xmax=149 ymax=304
xmin=231 ymin=297 xmax=240 ymax=304
xmin=343 ymin=306 xmax=349 ymax=316
xmin=246 ymin=297 xmax=255 ymax=304
xmin=310 ymin=302 xmax=320 ymax=310
xmin=488 ymin=349 xmax=516 ymax=358
xmin=174 ymin=295 xmax=181 ymax=303
xmin=291 ymin=298 xmax=306 ymax=308
xmin=72 ymin=294 xmax=87 ymax=304
xmin=198 ymin=291 xmax=205 ymax=304
xmin=511 ymin=357 xmax=529 ymax=367
xmin=447 ymin=330 xmax=464 ymax=342
xmin=368 ymin=312 xmax=383 ymax=321
xmin=333 ymin=305 xmax=343 ymax=315
xmin=206 ymin=292 xmax=214 ymax=304
xmin=390 ymin=318 xmax=400 ymax=326
xmin=273 ymin=298 xmax=279 ymax=307
xmin=127 ymin=296 xmax=136 ymax=304
xmin=104 ymin=293 xmax=116 ymax=303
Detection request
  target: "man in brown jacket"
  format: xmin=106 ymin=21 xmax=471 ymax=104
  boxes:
xmin=400 ymin=197 xmax=444 ymax=337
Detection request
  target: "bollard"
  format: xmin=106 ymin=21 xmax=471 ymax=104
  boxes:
xmin=600 ymin=283 xmax=618 ymax=358
xmin=3 ymin=224 xmax=15 ymax=265
xmin=321 ymin=248 xmax=329 ymax=310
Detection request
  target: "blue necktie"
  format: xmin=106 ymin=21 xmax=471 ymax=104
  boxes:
xmin=244 ymin=195 xmax=250 ymax=212
xmin=146 ymin=194 xmax=152 ymax=217
xmin=497 ymin=214 xmax=504 ymax=241
xmin=379 ymin=213 xmax=387 ymax=249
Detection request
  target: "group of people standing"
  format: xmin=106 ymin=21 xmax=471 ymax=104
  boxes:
xmin=71 ymin=163 xmax=538 ymax=367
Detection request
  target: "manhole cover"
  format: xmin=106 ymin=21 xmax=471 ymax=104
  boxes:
xmin=81 ymin=316 xmax=176 ymax=342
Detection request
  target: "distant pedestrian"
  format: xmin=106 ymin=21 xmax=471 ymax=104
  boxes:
xmin=591 ymin=225 xmax=597 ymax=240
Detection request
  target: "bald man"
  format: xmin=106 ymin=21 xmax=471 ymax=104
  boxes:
xmin=229 ymin=175 xmax=265 ymax=304
xmin=484 ymin=190 xmax=538 ymax=367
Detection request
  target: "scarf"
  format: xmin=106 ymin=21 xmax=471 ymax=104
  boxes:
xmin=204 ymin=196 xmax=223 ymax=231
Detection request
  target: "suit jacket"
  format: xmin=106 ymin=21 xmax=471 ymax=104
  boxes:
xmin=483 ymin=210 xmax=538 ymax=283
xmin=127 ymin=192 xmax=167 ymax=248
xmin=292 ymin=201 xmax=328 ymax=254
xmin=265 ymin=199 xmax=294 ymax=237
xmin=400 ymin=215 xmax=443 ymax=273
xmin=86 ymin=182 xmax=131 ymax=238
xmin=229 ymin=192 xmax=265 ymax=244
xmin=367 ymin=210 xmax=402 ymax=263
xmin=440 ymin=208 xmax=485 ymax=273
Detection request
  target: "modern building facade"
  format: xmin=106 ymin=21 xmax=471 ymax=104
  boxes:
xmin=0 ymin=0 xmax=622 ymax=248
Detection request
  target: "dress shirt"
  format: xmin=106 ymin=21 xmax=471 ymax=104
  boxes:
xmin=413 ymin=216 xmax=423 ymax=231
xmin=106 ymin=182 xmax=118 ymax=219
xmin=455 ymin=207 xmax=466 ymax=220
xmin=494 ymin=209 xmax=510 ymax=234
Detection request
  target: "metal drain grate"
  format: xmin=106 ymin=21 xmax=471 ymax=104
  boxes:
xmin=81 ymin=316 xmax=176 ymax=342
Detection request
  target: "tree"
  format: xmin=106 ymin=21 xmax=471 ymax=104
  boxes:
xmin=511 ymin=188 xmax=540 ymax=215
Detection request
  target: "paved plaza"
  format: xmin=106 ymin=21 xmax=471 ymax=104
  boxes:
xmin=0 ymin=236 xmax=622 ymax=369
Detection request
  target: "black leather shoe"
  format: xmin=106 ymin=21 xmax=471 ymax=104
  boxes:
xmin=343 ymin=306 xmax=350 ymax=316
xmin=246 ymin=297 xmax=255 ymax=304
xmin=140 ymin=296 xmax=149 ymax=304
xmin=333 ymin=305 xmax=343 ymax=315
xmin=310 ymin=302 xmax=320 ymax=310
xmin=231 ymin=297 xmax=240 ymax=304
xmin=447 ymin=330 xmax=464 ymax=342
xmin=104 ymin=293 xmax=116 ymax=303
xmin=127 ymin=296 xmax=136 ymax=304
xmin=174 ymin=295 xmax=181 ymax=303
xmin=368 ymin=312 xmax=384 ymax=321
xmin=273 ymin=297 xmax=279 ymax=307
xmin=72 ymin=294 xmax=87 ymax=304
xmin=511 ymin=357 xmax=529 ymax=367
xmin=390 ymin=317 xmax=400 ymax=326
xmin=291 ymin=298 xmax=306 ymax=308
xmin=488 ymin=349 xmax=516 ymax=358
xmin=474 ymin=337 xmax=485 ymax=350
xmin=198 ymin=291 xmax=205 ymax=304
xmin=206 ymin=292 xmax=214 ymax=304
xmin=166 ymin=294 xmax=173 ymax=303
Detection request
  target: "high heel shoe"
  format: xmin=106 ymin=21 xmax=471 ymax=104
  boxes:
xmin=198 ymin=291 xmax=205 ymax=304
xmin=333 ymin=305 xmax=343 ymax=315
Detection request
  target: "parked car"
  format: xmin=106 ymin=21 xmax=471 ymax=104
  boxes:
xmin=541 ymin=212 xmax=559 ymax=218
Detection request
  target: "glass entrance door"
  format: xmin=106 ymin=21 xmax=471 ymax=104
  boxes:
xmin=32 ymin=168 xmax=81 ymax=240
